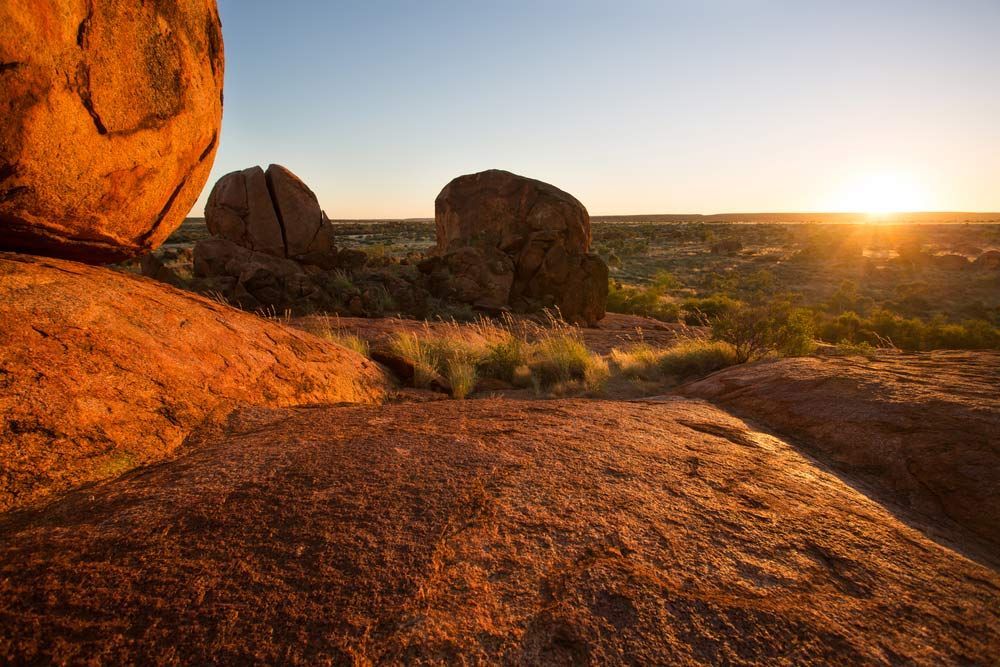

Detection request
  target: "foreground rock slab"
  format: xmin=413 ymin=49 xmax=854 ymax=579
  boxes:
xmin=0 ymin=1 xmax=225 ymax=263
xmin=0 ymin=399 xmax=996 ymax=663
xmin=0 ymin=253 xmax=388 ymax=512
xmin=682 ymin=352 xmax=1000 ymax=566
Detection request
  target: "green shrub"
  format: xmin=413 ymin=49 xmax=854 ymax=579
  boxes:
xmin=711 ymin=300 xmax=815 ymax=363
xmin=652 ymin=270 xmax=682 ymax=290
xmin=478 ymin=334 xmax=527 ymax=382
xmin=607 ymin=281 xmax=681 ymax=321
xmin=682 ymin=294 xmax=741 ymax=324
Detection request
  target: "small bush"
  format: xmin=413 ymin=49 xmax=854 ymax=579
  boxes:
xmin=609 ymin=344 xmax=662 ymax=380
xmin=583 ymin=356 xmax=611 ymax=394
xmin=682 ymin=294 xmax=741 ymax=325
xmin=328 ymin=270 xmax=354 ymax=293
xmin=478 ymin=334 xmax=527 ymax=382
xmin=607 ymin=281 xmax=681 ymax=321
xmin=831 ymin=340 xmax=879 ymax=358
xmin=303 ymin=316 xmax=371 ymax=358
xmin=711 ymin=300 xmax=815 ymax=363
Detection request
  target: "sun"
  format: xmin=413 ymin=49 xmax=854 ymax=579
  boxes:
xmin=831 ymin=171 xmax=932 ymax=217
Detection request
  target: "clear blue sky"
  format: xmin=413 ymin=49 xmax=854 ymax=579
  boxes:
xmin=192 ymin=0 xmax=1000 ymax=218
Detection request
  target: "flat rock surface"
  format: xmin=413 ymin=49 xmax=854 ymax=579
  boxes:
xmin=1 ymin=398 xmax=996 ymax=664
xmin=0 ymin=253 xmax=388 ymax=513
xmin=681 ymin=352 xmax=1000 ymax=567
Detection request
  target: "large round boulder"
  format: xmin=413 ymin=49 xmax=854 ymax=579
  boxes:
xmin=435 ymin=169 xmax=607 ymax=324
xmin=0 ymin=1 xmax=225 ymax=263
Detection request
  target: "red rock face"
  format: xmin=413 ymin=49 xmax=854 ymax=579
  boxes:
xmin=435 ymin=170 xmax=607 ymax=324
xmin=0 ymin=252 xmax=388 ymax=513
xmin=681 ymin=353 xmax=1000 ymax=565
xmin=0 ymin=398 xmax=997 ymax=662
xmin=0 ymin=0 xmax=225 ymax=263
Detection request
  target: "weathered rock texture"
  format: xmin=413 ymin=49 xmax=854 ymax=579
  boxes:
xmin=682 ymin=352 xmax=1000 ymax=565
xmin=0 ymin=1 xmax=225 ymax=263
xmin=0 ymin=253 xmax=388 ymax=513
xmin=0 ymin=399 xmax=996 ymax=663
xmin=205 ymin=164 xmax=334 ymax=262
xmin=435 ymin=170 xmax=608 ymax=324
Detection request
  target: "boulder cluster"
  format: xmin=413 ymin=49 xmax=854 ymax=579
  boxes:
xmin=192 ymin=167 xmax=609 ymax=324
xmin=0 ymin=5 xmax=608 ymax=324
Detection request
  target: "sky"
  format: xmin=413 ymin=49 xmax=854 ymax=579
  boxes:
xmin=192 ymin=0 xmax=1000 ymax=218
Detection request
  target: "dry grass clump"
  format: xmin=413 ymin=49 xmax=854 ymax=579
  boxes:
xmin=389 ymin=330 xmax=441 ymax=388
xmin=529 ymin=328 xmax=609 ymax=393
xmin=657 ymin=339 xmax=739 ymax=378
xmin=610 ymin=339 xmax=738 ymax=382
xmin=385 ymin=315 xmax=609 ymax=397
xmin=445 ymin=360 xmax=478 ymax=400
xmin=301 ymin=315 xmax=371 ymax=358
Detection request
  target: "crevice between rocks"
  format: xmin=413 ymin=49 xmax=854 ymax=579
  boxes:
xmin=264 ymin=167 xmax=290 ymax=257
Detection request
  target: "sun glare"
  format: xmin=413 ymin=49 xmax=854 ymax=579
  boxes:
xmin=831 ymin=171 xmax=932 ymax=217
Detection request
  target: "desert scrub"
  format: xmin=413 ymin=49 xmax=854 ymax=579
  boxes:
xmin=526 ymin=325 xmax=610 ymax=394
xmin=609 ymin=344 xmax=664 ymax=380
xmin=389 ymin=320 xmax=500 ymax=395
xmin=328 ymin=269 xmax=355 ymax=293
xmin=607 ymin=280 xmax=681 ymax=322
xmin=528 ymin=331 xmax=592 ymax=387
xmin=382 ymin=316 xmax=609 ymax=397
xmin=332 ymin=333 xmax=370 ymax=358
xmin=711 ymin=300 xmax=815 ymax=362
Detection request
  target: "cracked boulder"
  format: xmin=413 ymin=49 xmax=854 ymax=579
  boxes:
xmin=435 ymin=169 xmax=608 ymax=325
xmin=0 ymin=0 xmax=225 ymax=264
xmin=204 ymin=164 xmax=335 ymax=263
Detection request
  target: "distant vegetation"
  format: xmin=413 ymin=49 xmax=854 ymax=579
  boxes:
xmin=173 ymin=217 xmax=1000 ymax=352
xmin=596 ymin=221 xmax=1000 ymax=352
